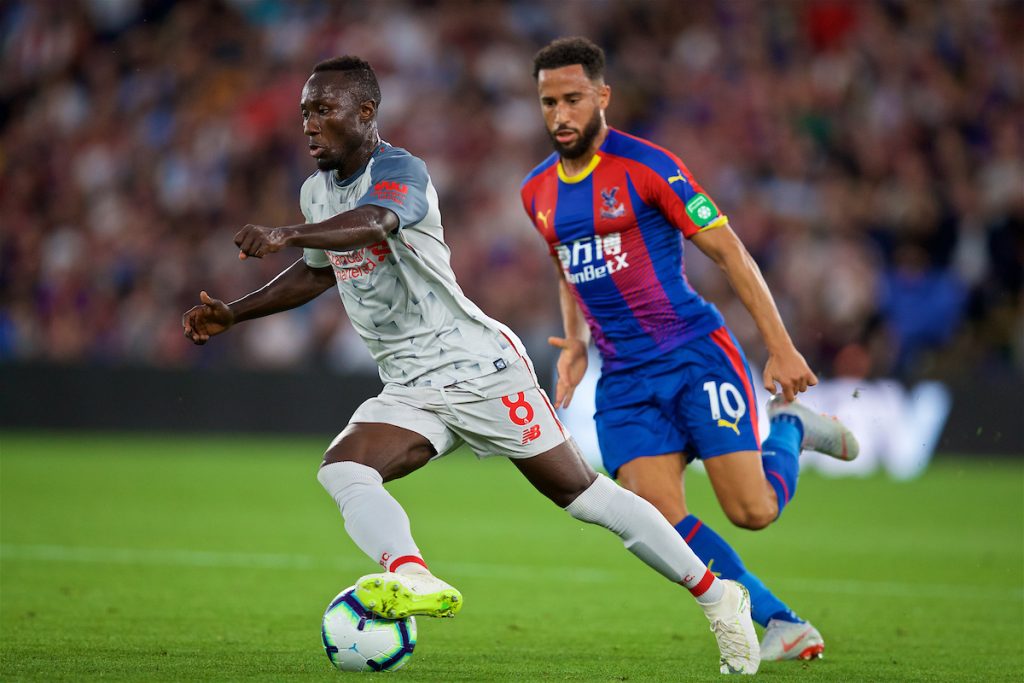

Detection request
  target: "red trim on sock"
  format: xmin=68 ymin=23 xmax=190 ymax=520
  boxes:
xmin=684 ymin=519 xmax=703 ymax=544
xmin=767 ymin=470 xmax=791 ymax=505
xmin=388 ymin=555 xmax=427 ymax=572
xmin=687 ymin=568 xmax=716 ymax=597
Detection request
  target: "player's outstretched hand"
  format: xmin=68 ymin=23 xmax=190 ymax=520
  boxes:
xmin=548 ymin=336 xmax=588 ymax=409
xmin=182 ymin=291 xmax=234 ymax=345
xmin=763 ymin=347 xmax=817 ymax=403
xmin=234 ymin=224 xmax=289 ymax=260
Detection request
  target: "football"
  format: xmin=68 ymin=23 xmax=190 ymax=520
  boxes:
xmin=321 ymin=586 xmax=417 ymax=672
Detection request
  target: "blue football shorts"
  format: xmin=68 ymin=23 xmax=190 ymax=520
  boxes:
xmin=595 ymin=326 xmax=762 ymax=477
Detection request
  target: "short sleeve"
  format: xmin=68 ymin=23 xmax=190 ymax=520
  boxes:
xmin=635 ymin=153 xmax=727 ymax=239
xmin=298 ymin=173 xmax=315 ymax=223
xmin=520 ymin=172 xmax=558 ymax=256
xmin=303 ymin=247 xmax=330 ymax=268
xmin=298 ymin=175 xmax=331 ymax=268
xmin=354 ymin=151 xmax=430 ymax=229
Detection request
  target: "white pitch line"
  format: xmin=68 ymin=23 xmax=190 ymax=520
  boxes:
xmin=2 ymin=543 xmax=1021 ymax=602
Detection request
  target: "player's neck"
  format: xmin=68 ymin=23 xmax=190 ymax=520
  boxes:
xmin=334 ymin=132 xmax=382 ymax=181
xmin=559 ymin=126 xmax=608 ymax=177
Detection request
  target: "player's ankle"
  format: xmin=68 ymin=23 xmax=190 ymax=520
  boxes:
xmin=690 ymin=573 xmax=725 ymax=606
xmin=391 ymin=556 xmax=430 ymax=576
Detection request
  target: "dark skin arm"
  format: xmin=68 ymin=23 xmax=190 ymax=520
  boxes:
xmin=185 ymin=204 xmax=399 ymax=344
xmin=182 ymin=258 xmax=335 ymax=344
xmin=233 ymin=205 xmax=398 ymax=260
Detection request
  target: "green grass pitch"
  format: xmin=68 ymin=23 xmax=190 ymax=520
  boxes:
xmin=1 ymin=432 xmax=1021 ymax=681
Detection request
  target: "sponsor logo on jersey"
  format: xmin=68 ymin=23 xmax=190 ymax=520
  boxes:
xmin=555 ymin=232 xmax=629 ymax=285
xmin=600 ymin=186 xmax=625 ymax=219
xmin=328 ymin=240 xmax=392 ymax=281
xmin=685 ymin=193 xmax=718 ymax=225
xmin=373 ymin=180 xmax=408 ymax=205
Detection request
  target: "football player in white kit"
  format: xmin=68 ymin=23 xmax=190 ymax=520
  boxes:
xmin=182 ymin=56 xmax=760 ymax=674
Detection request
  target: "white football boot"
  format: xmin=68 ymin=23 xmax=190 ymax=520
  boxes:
xmin=354 ymin=570 xmax=462 ymax=619
xmin=701 ymin=580 xmax=760 ymax=675
xmin=760 ymin=618 xmax=825 ymax=661
xmin=767 ymin=396 xmax=859 ymax=461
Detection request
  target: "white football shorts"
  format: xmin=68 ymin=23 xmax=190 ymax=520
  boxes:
xmin=348 ymin=357 xmax=570 ymax=459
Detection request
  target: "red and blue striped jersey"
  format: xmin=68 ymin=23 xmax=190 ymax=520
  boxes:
xmin=521 ymin=127 xmax=728 ymax=372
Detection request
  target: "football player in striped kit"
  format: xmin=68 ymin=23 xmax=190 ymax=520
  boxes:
xmin=522 ymin=37 xmax=859 ymax=663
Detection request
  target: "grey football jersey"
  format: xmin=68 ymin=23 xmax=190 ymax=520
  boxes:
xmin=300 ymin=142 xmax=525 ymax=389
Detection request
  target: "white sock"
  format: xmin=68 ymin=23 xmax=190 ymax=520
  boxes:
xmin=317 ymin=461 xmax=426 ymax=573
xmin=565 ymin=474 xmax=724 ymax=604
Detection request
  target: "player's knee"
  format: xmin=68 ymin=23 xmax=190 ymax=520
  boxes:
xmin=316 ymin=460 xmax=383 ymax=500
xmin=321 ymin=442 xmax=429 ymax=482
xmin=723 ymin=501 xmax=776 ymax=530
xmin=548 ymin=475 xmax=599 ymax=509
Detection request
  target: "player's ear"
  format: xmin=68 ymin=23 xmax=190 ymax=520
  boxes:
xmin=599 ymin=84 xmax=611 ymax=110
xmin=359 ymin=99 xmax=376 ymax=121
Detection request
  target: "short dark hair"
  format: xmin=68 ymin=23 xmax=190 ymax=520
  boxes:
xmin=532 ymin=37 xmax=605 ymax=81
xmin=312 ymin=55 xmax=382 ymax=106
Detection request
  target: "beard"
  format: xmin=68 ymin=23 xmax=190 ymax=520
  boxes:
xmin=548 ymin=109 xmax=603 ymax=160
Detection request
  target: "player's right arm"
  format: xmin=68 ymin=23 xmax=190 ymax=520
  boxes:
xmin=547 ymin=256 xmax=591 ymax=408
xmin=182 ymin=258 xmax=335 ymax=345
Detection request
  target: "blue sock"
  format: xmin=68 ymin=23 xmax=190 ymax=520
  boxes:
xmin=761 ymin=415 xmax=803 ymax=518
xmin=675 ymin=515 xmax=801 ymax=626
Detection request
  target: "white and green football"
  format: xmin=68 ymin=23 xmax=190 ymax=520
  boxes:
xmin=321 ymin=586 xmax=417 ymax=672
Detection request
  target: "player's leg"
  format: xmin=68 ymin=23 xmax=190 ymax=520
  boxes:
xmin=615 ymin=452 xmax=688 ymax=524
xmin=617 ymin=454 xmax=813 ymax=641
xmin=461 ymin=360 xmax=720 ymax=599
xmin=515 ymin=442 xmax=718 ymax=591
xmin=317 ymin=390 xmax=464 ymax=618
xmin=767 ymin=395 xmax=860 ymax=462
xmin=450 ymin=361 xmax=758 ymax=673
xmin=698 ymin=406 xmax=848 ymax=528
xmin=514 ymin=441 xmax=759 ymax=674
xmin=677 ymin=327 xmax=802 ymax=527
xmin=701 ymin=451 xmax=780 ymax=530
xmin=701 ymin=327 xmax=859 ymax=523
xmin=318 ymin=422 xmax=436 ymax=571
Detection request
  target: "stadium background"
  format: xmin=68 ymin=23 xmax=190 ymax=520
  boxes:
xmin=2 ymin=0 xmax=1021 ymax=456
xmin=1 ymin=2 xmax=1022 ymax=681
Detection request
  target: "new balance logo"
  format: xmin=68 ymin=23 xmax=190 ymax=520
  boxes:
xmin=521 ymin=424 xmax=541 ymax=444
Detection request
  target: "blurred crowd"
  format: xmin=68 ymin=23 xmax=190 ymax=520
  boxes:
xmin=1 ymin=0 xmax=1021 ymax=383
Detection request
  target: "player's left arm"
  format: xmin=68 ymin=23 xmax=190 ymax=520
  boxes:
xmin=234 ymin=153 xmax=430 ymax=259
xmin=691 ymin=224 xmax=817 ymax=402
xmin=234 ymin=206 xmax=398 ymax=260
